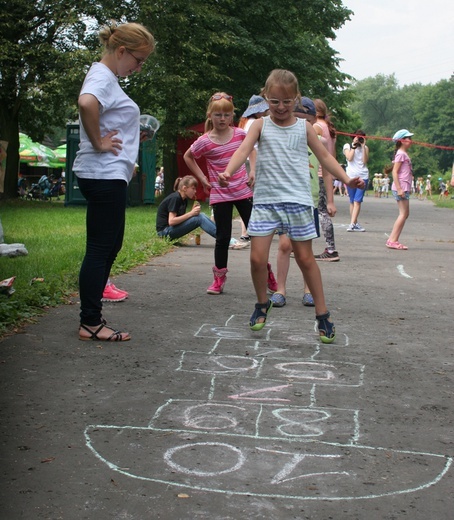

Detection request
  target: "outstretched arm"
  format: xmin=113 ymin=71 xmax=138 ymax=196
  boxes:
xmin=307 ymin=123 xmax=364 ymax=189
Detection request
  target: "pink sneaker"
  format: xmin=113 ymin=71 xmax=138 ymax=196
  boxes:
xmin=267 ymin=263 xmax=278 ymax=293
xmin=109 ymin=283 xmax=129 ymax=298
xmin=102 ymin=284 xmax=127 ymax=302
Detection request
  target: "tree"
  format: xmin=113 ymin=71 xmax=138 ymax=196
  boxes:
xmin=349 ymin=74 xmax=454 ymax=176
xmin=133 ymin=0 xmax=353 ymax=193
xmin=0 ymin=0 xmax=136 ymax=199
xmin=1 ymin=0 xmax=354 ymax=198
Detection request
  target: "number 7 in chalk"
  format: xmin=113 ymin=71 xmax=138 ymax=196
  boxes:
xmin=256 ymin=448 xmax=350 ymax=484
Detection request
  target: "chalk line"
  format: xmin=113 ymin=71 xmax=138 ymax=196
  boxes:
xmin=84 ymin=425 xmax=454 ymax=501
xmin=397 ymin=264 xmax=413 ymax=279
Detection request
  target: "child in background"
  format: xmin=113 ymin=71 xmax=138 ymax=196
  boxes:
xmin=425 ymin=175 xmax=432 ymax=199
xmin=270 ymin=96 xmax=335 ymax=309
xmin=386 ymin=129 xmax=414 ymax=250
xmin=382 ymin=165 xmax=392 ymax=198
xmin=373 ymin=174 xmax=380 ymax=197
xmin=220 ymin=69 xmax=364 ymax=343
xmin=312 ymin=99 xmax=339 ymax=262
xmin=156 ymin=175 xmax=216 ymax=240
xmin=237 ymin=95 xmax=270 ymax=243
xmin=184 ymin=92 xmax=276 ymax=295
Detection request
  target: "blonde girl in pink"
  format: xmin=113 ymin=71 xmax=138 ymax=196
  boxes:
xmin=184 ymin=93 xmax=277 ymax=294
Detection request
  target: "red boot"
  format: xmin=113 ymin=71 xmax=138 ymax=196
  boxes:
xmin=207 ymin=266 xmax=228 ymax=295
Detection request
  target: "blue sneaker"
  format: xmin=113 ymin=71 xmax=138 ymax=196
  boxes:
xmin=302 ymin=293 xmax=315 ymax=307
xmin=270 ymin=292 xmax=286 ymax=307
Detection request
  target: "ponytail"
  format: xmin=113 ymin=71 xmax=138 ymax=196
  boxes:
xmin=314 ymin=99 xmax=336 ymax=139
xmin=175 ymin=175 xmax=198 ymax=191
xmin=393 ymin=141 xmax=402 ymax=160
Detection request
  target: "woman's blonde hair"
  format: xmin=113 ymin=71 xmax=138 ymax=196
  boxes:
xmin=99 ymin=21 xmax=155 ymax=54
xmin=205 ymin=92 xmax=235 ymax=133
xmin=260 ymin=69 xmax=300 ymax=101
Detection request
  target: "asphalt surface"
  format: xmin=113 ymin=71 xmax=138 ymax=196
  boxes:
xmin=1 ymin=194 xmax=453 ymax=520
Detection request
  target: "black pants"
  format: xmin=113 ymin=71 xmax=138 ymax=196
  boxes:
xmin=77 ymin=178 xmax=128 ymax=326
xmin=212 ymin=198 xmax=252 ymax=268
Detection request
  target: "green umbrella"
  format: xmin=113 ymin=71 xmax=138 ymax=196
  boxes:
xmin=19 ymin=133 xmax=34 ymax=153
xmin=51 ymin=144 xmax=66 ymax=165
xmin=20 ymin=142 xmax=57 ymax=167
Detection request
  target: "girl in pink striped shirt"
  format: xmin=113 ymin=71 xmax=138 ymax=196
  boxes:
xmin=184 ymin=92 xmax=276 ymax=295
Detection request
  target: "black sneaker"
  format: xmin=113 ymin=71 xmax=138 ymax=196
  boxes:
xmin=314 ymin=249 xmax=340 ymax=262
xmin=240 ymin=235 xmax=251 ymax=242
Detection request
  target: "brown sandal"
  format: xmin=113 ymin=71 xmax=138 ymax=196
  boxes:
xmin=79 ymin=323 xmax=131 ymax=342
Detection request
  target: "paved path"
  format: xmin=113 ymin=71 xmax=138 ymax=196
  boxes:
xmin=1 ymin=196 xmax=453 ymax=519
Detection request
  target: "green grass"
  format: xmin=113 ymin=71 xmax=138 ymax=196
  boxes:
xmin=0 ymin=199 xmax=176 ymax=335
xmin=432 ymin=196 xmax=454 ymax=209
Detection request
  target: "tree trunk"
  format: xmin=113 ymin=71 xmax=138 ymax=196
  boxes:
xmin=161 ymin=101 xmax=180 ymax=197
xmin=0 ymin=109 xmax=20 ymax=200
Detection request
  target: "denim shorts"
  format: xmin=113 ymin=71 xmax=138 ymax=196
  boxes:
xmin=392 ymin=190 xmax=410 ymax=201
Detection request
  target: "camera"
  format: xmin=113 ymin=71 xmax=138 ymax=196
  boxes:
xmin=352 ymin=136 xmax=364 ymax=148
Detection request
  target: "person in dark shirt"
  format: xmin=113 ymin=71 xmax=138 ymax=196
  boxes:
xmin=156 ymin=175 xmax=216 ymax=240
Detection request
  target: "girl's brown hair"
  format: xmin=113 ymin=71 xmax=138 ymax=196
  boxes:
xmin=174 ymin=175 xmax=198 ymax=191
xmin=99 ymin=21 xmax=155 ymax=55
xmin=237 ymin=117 xmax=248 ymax=129
xmin=314 ymin=99 xmax=336 ymax=139
xmin=205 ymin=93 xmax=235 ymax=133
xmin=260 ymin=69 xmax=300 ymax=101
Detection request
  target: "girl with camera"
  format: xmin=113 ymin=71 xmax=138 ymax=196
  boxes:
xmin=343 ymin=130 xmax=369 ymax=232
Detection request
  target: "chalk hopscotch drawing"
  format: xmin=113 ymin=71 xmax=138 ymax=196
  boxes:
xmin=85 ymin=315 xmax=452 ymax=501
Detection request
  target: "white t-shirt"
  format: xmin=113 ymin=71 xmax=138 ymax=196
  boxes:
xmin=73 ymin=62 xmax=140 ymax=183
xmin=343 ymin=143 xmax=369 ymax=180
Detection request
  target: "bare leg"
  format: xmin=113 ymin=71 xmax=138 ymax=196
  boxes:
xmin=250 ymin=235 xmax=274 ymax=305
xmin=275 ymin=234 xmax=292 ymax=295
xmin=291 ymin=240 xmax=328 ymax=316
xmin=350 ymin=202 xmax=362 ymax=225
xmin=388 ymin=199 xmax=410 ymax=243
xmin=240 ymin=219 xmax=248 ymax=237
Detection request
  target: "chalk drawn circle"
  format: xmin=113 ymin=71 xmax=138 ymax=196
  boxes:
xmin=183 ymin=403 xmax=243 ymax=430
xmin=164 ymin=442 xmax=245 ymax=477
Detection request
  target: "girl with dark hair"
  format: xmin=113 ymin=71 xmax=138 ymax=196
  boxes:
xmin=343 ymin=129 xmax=370 ymax=232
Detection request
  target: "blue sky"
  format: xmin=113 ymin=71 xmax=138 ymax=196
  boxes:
xmin=333 ymin=0 xmax=453 ymax=85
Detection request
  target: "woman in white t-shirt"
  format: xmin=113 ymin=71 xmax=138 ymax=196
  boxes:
xmin=343 ymin=130 xmax=369 ymax=232
xmin=74 ymin=22 xmax=154 ymax=342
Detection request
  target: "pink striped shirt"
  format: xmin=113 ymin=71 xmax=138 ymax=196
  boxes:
xmin=190 ymin=128 xmax=253 ymax=204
